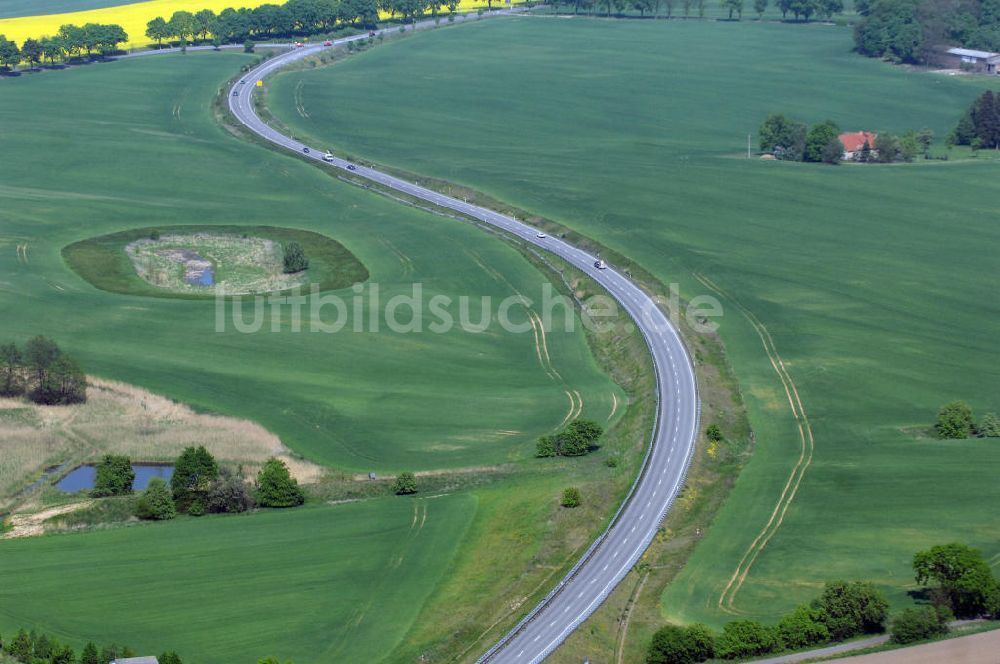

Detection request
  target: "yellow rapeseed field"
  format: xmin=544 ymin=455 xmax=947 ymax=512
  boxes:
xmin=0 ymin=0 xmax=506 ymax=49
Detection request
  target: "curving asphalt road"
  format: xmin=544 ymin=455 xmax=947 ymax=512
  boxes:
xmin=227 ymin=19 xmax=699 ymax=663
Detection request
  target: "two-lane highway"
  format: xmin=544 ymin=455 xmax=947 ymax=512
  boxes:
xmin=227 ymin=22 xmax=699 ymax=663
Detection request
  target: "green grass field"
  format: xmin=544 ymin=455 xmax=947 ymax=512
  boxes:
xmin=267 ymin=15 xmax=1000 ymax=631
xmin=0 ymin=496 xmax=476 ymax=662
xmin=0 ymin=52 xmax=620 ymax=473
xmin=0 ymin=49 xmax=632 ymax=661
xmin=0 ymin=0 xmax=148 ymax=19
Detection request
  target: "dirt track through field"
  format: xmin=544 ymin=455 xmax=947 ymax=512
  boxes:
xmin=694 ymin=273 xmax=816 ymax=614
xmin=825 ymin=628 xmax=1000 ymax=664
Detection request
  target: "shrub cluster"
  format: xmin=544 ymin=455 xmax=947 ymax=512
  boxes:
xmin=91 ymin=454 xmax=135 ymax=498
xmin=282 ymin=241 xmax=310 ymax=274
xmin=646 ymin=581 xmax=889 ymax=663
xmin=950 ymin=91 xmax=1000 ymax=152
xmin=934 ymin=401 xmax=1000 ymax=439
xmin=536 ymin=419 xmax=604 ymax=458
xmin=131 ymin=446 xmax=303 ymax=520
xmin=0 ymin=337 xmax=86 ymax=405
xmin=0 ymin=628 xmax=181 ymax=664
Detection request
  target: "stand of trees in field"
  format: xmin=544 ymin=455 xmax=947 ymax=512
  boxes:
xmin=0 ymin=336 xmax=86 ymax=405
xmin=0 ymin=629 xmax=182 ymax=664
xmin=950 ymin=90 xmax=1000 ymax=151
xmin=934 ymin=400 xmax=1000 ymax=439
xmin=647 ymin=542 xmax=1000 ymax=662
xmin=535 ymin=419 xmax=604 ymax=457
xmin=80 ymin=446 xmax=304 ymax=520
xmin=759 ymin=114 xmax=935 ymax=164
xmin=854 ymin=0 xmax=1000 ymax=64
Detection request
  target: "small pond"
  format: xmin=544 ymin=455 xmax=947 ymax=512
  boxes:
xmin=55 ymin=463 xmax=175 ymax=493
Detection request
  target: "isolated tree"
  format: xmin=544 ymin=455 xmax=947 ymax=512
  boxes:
xmin=206 ymin=466 xmax=255 ymax=513
xmin=812 ymin=580 xmax=889 ymax=639
xmin=565 ymin=419 xmax=604 ymax=446
xmin=890 ymin=606 xmax=948 ymax=643
xmin=92 ymin=454 xmax=135 ymax=497
xmin=283 ymin=241 xmax=310 ymax=273
xmin=817 ymin=0 xmax=842 ymax=17
xmin=51 ymin=643 xmax=76 ymax=664
xmin=0 ymin=35 xmax=20 ymax=70
xmin=561 ymin=487 xmax=582 ymax=507
xmin=858 ymin=138 xmax=873 ymax=163
xmin=874 ymin=133 xmax=901 ymax=163
xmin=805 ymin=120 xmax=840 ymax=162
xmin=40 ymin=36 xmax=66 ymax=64
xmin=721 ymin=0 xmax=744 ymax=18
xmin=714 ymin=620 xmax=779 ymax=658
xmin=978 ymin=412 xmax=1000 ymax=437
xmin=392 ymin=471 xmax=418 ymax=495
xmin=916 ymin=128 xmax=934 ymax=156
xmin=0 ymin=342 xmax=25 ymax=396
xmin=81 ymin=642 xmax=100 ymax=664
xmin=706 ymin=424 xmax=723 ymax=442
xmin=646 ymin=623 xmax=715 ymax=664
xmin=935 ymin=401 xmax=976 ymax=439
xmin=256 ymin=458 xmax=305 ymax=506
xmin=146 ymin=17 xmax=170 ymax=46
xmin=9 ymin=629 xmax=32 ymax=660
xmin=24 ymin=335 xmax=60 ymax=383
xmin=159 ymin=652 xmax=183 ymax=664
xmin=776 ymin=605 xmax=830 ymax=648
xmin=914 ymin=542 xmax=998 ymax=617
xmin=754 ymin=0 xmax=768 ymax=17
xmin=194 ymin=9 xmax=217 ymax=40
xmin=759 ymin=114 xmax=806 ymax=159
xmin=168 ymin=11 xmax=197 ymax=44
xmin=136 ymin=476 xmax=177 ymax=520
xmin=20 ymin=38 xmax=43 ymax=68
xmin=171 ymin=445 xmax=219 ymax=509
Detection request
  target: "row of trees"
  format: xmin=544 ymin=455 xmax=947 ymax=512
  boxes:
xmin=144 ymin=0 xmax=473 ymax=47
xmin=934 ymin=400 xmax=1000 ymax=439
xmin=0 ymin=336 xmax=86 ymax=405
xmin=854 ymin=0 xmax=1000 ymax=64
xmin=536 ymin=419 xmax=604 ymax=457
xmin=545 ymin=0 xmax=841 ymax=19
xmin=647 ymin=541 xmax=1000 ymax=663
xmin=0 ymin=24 xmax=128 ymax=70
xmin=647 ymin=580 xmax=889 ymax=662
xmin=952 ymin=90 xmax=1000 ymax=151
xmin=0 ymin=629 xmax=181 ymax=664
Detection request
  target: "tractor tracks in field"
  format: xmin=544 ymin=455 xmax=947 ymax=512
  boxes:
xmin=693 ymin=272 xmax=815 ymax=614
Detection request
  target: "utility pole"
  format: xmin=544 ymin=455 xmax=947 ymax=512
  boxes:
xmin=747 ymin=133 xmax=752 ymax=159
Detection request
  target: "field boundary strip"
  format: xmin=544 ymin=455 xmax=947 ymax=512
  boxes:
xmin=693 ymin=272 xmax=815 ymax=614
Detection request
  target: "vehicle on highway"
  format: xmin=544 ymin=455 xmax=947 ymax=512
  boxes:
xmin=303 ymin=147 xmax=310 ymax=154
xmin=369 ymin=31 xmax=376 ymax=37
xmin=594 ymin=259 xmax=607 ymax=269
xmin=324 ymin=41 xmax=333 ymax=46
xmin=536 ymin=232 xmax=547 ymax=239
xmin=346 ymin=164 xmax=357 ymax=171
xmin=294 ymin=42 xmax=304 ymax=48
xmin=323 ymin=153 xmax=335 ymax=162
xmin=232 ymin=90 xmax=239 ymax=96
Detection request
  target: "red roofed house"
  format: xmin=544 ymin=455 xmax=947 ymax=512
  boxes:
xmin=839 ymin=131 xmax=878 ymax=161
